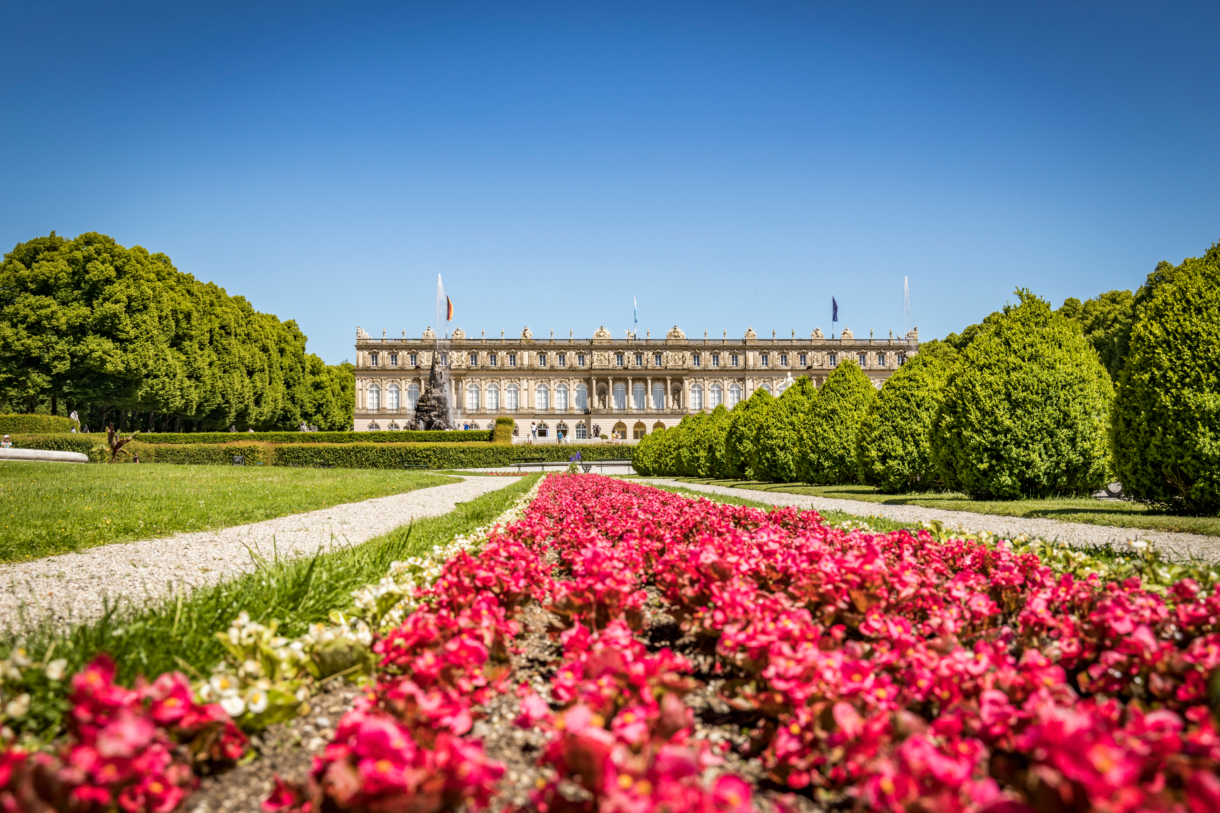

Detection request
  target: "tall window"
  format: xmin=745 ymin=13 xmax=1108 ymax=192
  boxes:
xmin=858 ymin=352 xmax=867 ymax=367
xmin=692 ymin=352 xmax=701 ymax=367
xmin=556 ymin=383 xmax=569 ymax=410
xmin=779 ymin=353 xmax=788 ymax=366
xmin=652 ymin=383 xmax=665 ymax=410
xmin=613 ymin=383 xmax=627 ymax=410
xmin=577 ymin=353 xmax=586 ymax=367
xmin=387 ymin=383 xmax=400 ymax=410
xmin=466 ymin=384 xmax=480 ymax=412
xmin=508 ymin=353 xmax=517 ymax=367
xmin=878 ymin=352 xmax=886 ymax=366
xmin=558 ymin=353 xmax=566 ymax=367
xmin=898 ymin=352 xmax=907 ymax=366
xmin=615 ymin=353 xmax=624 ymax=367
xmin=468 ymin=352 xmax=478 ymax=366
xmin=634 ymin=353 xmax=643 ymax=366
xmin=760 ymin=353 xmax=769 ymax=367
xmin=653 ymin=353 xmax=662 ymax=366
xmin=489 ymin=352 xmax=498 ymax=367
xmin=575 ymin=422 xmax=588 ymax=439
xmin=506 ymin=384 xmax=519 ymax=411
xmin=728 ymin=383 xmax=742 ymax=407
xmin=536 ymin=384 xmax=550 ymax=410
xmin=690 ymin=384 xmax=704 ymax=410
xmin=632 ymin=383 xmax=645 ymax=410
xmin=575 ymin=383 xmax=588 ymax=411
xmin=798 ymin=352 xmax=807 ymax=366
xmin=711 ymin=353 xmax=720 ymax=367
xmin=538 ymin=352 xmax=547 ymax=367
xmin=390 ymin=353 xmax=398 ymax=367
xmin=410 ymin=353 xmax=418 ymax=366
xmin=368 ymin=383 xmax=381 ymax=410
xmin=407 ymin=383 xmax=420 ymax=411
xmin=487 ymin=383 xmax=500 ymax=411
xmin=829 ymin=352 xmax=838 ymax=367
xmin=709 ymin=384 xmax=723 ymax=408
xmin=730 ymin=353 xmax=739 ymax=367
xmin=370 ymin=352 xmax=379 ymax=367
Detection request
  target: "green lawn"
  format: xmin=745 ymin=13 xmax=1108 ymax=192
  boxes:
xmin=0 ymin=462 xmax=454 ymax=562
xmin=670 ymin=479 xmax=1220 ymax=537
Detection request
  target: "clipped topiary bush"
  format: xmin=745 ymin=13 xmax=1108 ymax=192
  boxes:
xmin=723 ymin=387 xmax=775 ymax=479
xmin=675 ymin=414 xmax=709 ymax=477
xmin=705 ymin=404 xmax=733 ymax=478
xmin=798 ymin=361 xmax=877 ymax=484
xmin=856 ymin=341 xmax=958 ymax=492
xmin=754 ymin=377 xmax=816 ymax=483
xmin=0 ymin=414 xmax=78 ymax=434
xmin=931 ymin=290 xmax=1112 ymax=500
xmin=1112 ymin=245 xmax=1220 ymax=513
xmin=492 ymin=417 xmax=515 ymax=445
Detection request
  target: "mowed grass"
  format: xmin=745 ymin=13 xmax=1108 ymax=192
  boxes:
xmin=672 ymin=479 xmax=1220 ymax=538
xmin=5 ymin=474 xmax=540 ymax=740
xmin=0 ymin=462 xmax=454 ymax=562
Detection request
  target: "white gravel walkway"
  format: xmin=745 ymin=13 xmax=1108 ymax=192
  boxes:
xmin=641 ymin=479 xmax=1220 ymax=563
xmin=0 ymin=476 xmax=517 ymax=635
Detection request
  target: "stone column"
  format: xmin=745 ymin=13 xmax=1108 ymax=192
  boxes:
xmin=627 ymin=376 xmax=632 ymax=413
xmin=665 ymin=376 xmax=672 ymax=411
xmin=646 ymin=377 xmax=652 ymax=412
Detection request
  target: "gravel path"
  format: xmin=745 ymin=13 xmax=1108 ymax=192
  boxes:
xmin=641 ymin=479 xmax=1220 ymax=562
xmin=0 ymin=476 xmax=517 ymax=635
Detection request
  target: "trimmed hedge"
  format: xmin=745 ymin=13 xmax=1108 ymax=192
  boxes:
xmin=798 ymin=361 xmax=877 ymax=485
xmin=126 ymin=441 xmax=275 ymax=466
xmin=123 ymin=429 xmax=493 ymax=445
xmin=269 ymin=442 xmax=627 ymax=470
xmin=0 ymin=414 xmax=79 ymax=434
xmin=7 ymin=435 xmax=99 ymax=456
xmin=855 ymin=341 xmax=958 ymax=493
xmin=724 ymin=388 xmax=774 ymax=479
xmin=931 ymin=291 xmax=1112 ymax=500
xmin=1112 ymin=246 xmax=1220 ymax=513
xmin=754 ymin=377 xmax=817 ymax=483
xmin=492 ymin=417 xmax=515 ymax=445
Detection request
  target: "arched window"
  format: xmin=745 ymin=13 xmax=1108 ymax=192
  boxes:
xmin=632 ymin=383 xmax=645 ymax=410
xmin=613 ymin=383 xmax=627 ymax=410
xmin=387 ymin=422 xmax=399 ymax=430
xmin=536 ymin=422 xmax=549 ymax=438
xmin=368 ymin=383 xmax=381 ymax=410
xmin=612 ymin=421 xmax=628 ymax=439
xmin=728 ymin=383 xmax=742 ymax=407
xmin=466 ymin=384 xmax=480 ymax=412
xmin=536 ymin=384 xmax=550 ymax=411
xmin=407 ymin=383 xmax=421 ymax=411
xmin=387 ymin=383 xmax=401 ymax=410
xmin=859 ymin=353 xmax=867 ymax=367
xmin=370 ymin=352 xmax=379 ymax=367
xmin=633 ymin=421 xmax=646 ymax=439
xmin=652 ymin=421 xmax=665 ymax=432
xmin=692 ymin=352 xmax=701 ymax=367
xmin=690 ymin=384 xmax=703 ymax=410
xmin=487 ymin=383 xmax=500 ymax=411
xmin=710 ymin=384 xmax=723 ymax=408
xmin=556 ymin=383 xmax=569 ymax=411
xmin=575 ymin=383 xmax=588 ymax=411
xmin=367 ymin=422 xmax=380 ymax=431
xmin=506 ymin=384 xmax=519 ymax=411
xmin=469 ymin=352 xmax=478 ymax=367
xmin=651 ymin=383 xmax=665 ymax=410
xmin=575 ymin=422 xmax=588 ymax=439
xmin=759 ymin=384 xmax=772 ymax=396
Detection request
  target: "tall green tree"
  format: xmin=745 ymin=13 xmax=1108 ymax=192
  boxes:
xmin=798 ymin=361 xmax=876 ymax=485
xmin=754 ymin=377 xmax=816 ymax=483
xmin=723 ymin=387 xmax=774 ymax=479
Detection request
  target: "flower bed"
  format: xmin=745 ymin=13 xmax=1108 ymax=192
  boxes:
xmin=6 ymin=474 xmax=1220 ymax=812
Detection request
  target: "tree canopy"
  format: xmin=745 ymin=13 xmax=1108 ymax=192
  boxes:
xmin=0 ymin=232 xmax=353 ymax=431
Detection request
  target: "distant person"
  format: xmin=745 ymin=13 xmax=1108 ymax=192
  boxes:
xmin=529 ymin=421 xmax=537 ymax=444
xmin=229 ymin=425 xmax=237 ymax=433
xmin=248 ymin=428 xmax=254 ymax=433
xmin=1 ymin=435 xmax=11 ymax=449
xmin=132 ymin=451 xmax=140 ymax=464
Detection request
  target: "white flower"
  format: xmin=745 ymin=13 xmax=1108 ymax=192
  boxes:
xmin=4 ymin=693 xmax=30 ymax=718
xmin=220 ymin=694 xmax=246 ymax=717
xmin=246 ymin=688 xmax=269 ymax=715
xmin=45 ymin=659 xmax=68 ymax=682
xmin=210 ymin=673 xmax=239 ymax=696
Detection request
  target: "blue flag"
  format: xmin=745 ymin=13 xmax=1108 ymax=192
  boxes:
xmin=832 ymin=296 xmax=839 ymax=323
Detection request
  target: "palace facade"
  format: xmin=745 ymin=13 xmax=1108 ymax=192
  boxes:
xmin=353 ymin=324 xmax=919 ymax=439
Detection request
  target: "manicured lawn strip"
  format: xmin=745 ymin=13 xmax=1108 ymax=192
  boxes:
xmin=673 ymin=478 xmax=1220 ymax=538
xmin=0 ymin=463 xmax=453 ymax=563
xmin=5 ymin=474 xmax=541 ymax=741
xmin=646 ymin=482 xmax=916 ymax=534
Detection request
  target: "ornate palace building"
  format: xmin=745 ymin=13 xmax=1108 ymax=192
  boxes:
xmin=353 ymin=324 xmax=919 ymax=439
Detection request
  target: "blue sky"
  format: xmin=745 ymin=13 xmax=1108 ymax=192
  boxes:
xmin=2 ymin=1 xmax=1217 ymax=364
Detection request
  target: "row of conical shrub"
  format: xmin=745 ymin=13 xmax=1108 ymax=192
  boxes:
xmin=635 ymin=243 xmax=1220 ymax=513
